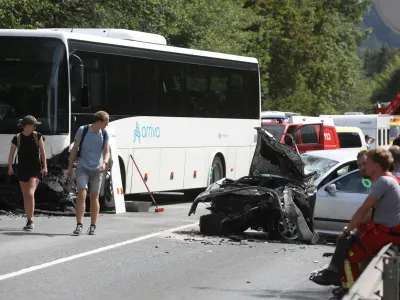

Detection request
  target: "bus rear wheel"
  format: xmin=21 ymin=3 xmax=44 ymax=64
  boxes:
xmin=210 ymin=156 xmax=224 ymax=184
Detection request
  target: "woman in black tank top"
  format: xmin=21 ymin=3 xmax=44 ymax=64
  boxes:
xmin=7 ymin=115 xmax=48 ymax=231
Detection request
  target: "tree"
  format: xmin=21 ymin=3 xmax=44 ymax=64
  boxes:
xmin=368 ymin=49 xmax=400 ymax=105
xmin=363 ymin=44 xmax=393 ymax=77
xmin=246 ymin=0 xmax=373 ymax=115
xmin=0 ymin=0 xmax=56 ymax=28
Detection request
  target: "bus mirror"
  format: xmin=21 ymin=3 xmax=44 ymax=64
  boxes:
xmin=70 ymin=53 xmax=85 ymax=88
xmin=79 ymin=64 xmax=85 ymax=88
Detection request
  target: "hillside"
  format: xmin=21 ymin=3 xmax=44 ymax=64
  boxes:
xmin=361 ymin=3 xmax=400 ymax=48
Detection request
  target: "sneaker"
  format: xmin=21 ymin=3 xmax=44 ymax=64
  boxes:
xmin=88 ymin=225 xmax=96 ymax=235
xmin=310 ymin=264 xmax=330 ymax=277
xmin=332 ymin=286 xmax=345 ymax=296
xmin=23 ymin=220 xmax=34 ymax=231
xmin=310 ymin=269 xmax=342 ymax=286
xmin=73 ymin=224 xmax=83 ymax=235
xmin=329 ymin=287 xmax=346 ymax=300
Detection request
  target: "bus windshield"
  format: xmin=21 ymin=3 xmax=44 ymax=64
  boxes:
xmin=0 ymin=37 xmax=69 ymax=134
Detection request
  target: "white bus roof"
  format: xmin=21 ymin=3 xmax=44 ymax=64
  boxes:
xmin=0 ymin=29 xmax=259 ymax=65
xmin=40 ymin=28 xmax=168 ymax=45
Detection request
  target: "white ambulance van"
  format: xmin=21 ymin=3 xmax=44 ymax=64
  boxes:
xmin=320 ymin=114 xmax=391 ymax=148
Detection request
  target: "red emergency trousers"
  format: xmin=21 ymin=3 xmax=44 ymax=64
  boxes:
xmin=341 ymin=174 xmax=400 ymax=290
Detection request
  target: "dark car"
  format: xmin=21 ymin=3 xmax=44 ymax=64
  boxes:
xmin=188 ymin=127 xmax=320 ymax=243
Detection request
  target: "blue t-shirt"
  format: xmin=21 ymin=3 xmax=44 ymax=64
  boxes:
xmin=75 ymin=125 xmax=109 ymax=171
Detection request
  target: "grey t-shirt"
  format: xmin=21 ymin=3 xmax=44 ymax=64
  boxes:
xmin=75 ymin=125 xmax=109 ymax=171
xmin=370 ymin=175 xmax=400 ymax=227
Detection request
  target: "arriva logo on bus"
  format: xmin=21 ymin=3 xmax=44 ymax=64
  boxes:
xmin=133 ymin=121 xmax=161 ymax=143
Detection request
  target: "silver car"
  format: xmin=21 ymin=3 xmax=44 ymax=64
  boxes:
xmin=302 ymin=149 xmax=368 ymax=237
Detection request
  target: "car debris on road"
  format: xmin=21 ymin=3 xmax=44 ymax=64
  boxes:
xmin=188 ymin=128 xmax=320 ymax=244
xmin=0 ymin=166 xmax=77 ymax=214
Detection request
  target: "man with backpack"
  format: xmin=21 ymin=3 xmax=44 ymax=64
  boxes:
xmin=67 ymin=111 xmax=110 ymax=235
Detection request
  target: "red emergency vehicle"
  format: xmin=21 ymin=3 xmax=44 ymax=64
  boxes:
xmin=376 ymin=92 xmax=400 ymax=115
xmin=261 ymin=115 xmax=340 ymax=153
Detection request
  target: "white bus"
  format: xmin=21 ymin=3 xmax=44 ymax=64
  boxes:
xmin=0 ymin=28 xmax=261 ymax=212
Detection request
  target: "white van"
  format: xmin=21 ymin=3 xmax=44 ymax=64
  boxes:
xmin=335 ymin=126 xmax=368 ymax=150
xmin=320 ymin=114 xmax=391 ymax=148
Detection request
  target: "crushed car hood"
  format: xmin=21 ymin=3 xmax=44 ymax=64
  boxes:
xmin=249 ymin=128 xmax=314 ymax=183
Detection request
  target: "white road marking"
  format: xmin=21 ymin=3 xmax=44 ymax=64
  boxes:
xmin=0 ymin=222 xmax=198 ymax=282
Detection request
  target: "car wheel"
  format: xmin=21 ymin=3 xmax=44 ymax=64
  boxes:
xmin=199 ymin=214 xmax=221 ymax=236
xmin=276 ymin=216 xmax=299 ymax=241
xmin=210 ymin=156 xmax=224 ymax=184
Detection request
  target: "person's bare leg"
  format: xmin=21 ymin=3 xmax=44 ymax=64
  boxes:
xmin=76 ymin=189 xmax=87 ymax=224
xmin=26 ymin=178 xmax=39 ymax=221
xmin=19 ymin=182 xmax=30 ymax=219
xmin=90 ymin=193 xmax=100 ymax=225
xmin=20 ymin=179 xmax=38 ymax=221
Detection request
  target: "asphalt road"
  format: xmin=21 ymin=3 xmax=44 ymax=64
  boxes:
xmin=0 ymin=203 xmax=334 ymax=300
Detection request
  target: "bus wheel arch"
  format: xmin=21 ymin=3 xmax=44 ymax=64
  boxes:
xmin=210 ymin=153 xmax=226 ymax=184
xmin=118 ymin=156 xmax=126 ymax=194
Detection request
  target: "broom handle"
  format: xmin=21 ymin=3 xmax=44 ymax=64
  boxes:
xmin=129 ymin=155 xmax=158 ymax=207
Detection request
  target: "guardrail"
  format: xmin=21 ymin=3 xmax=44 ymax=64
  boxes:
xmin=343 ymin=243 xmax=399 ymax=300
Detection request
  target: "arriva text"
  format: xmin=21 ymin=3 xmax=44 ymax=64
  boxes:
xmin=133 ymin=121 xmax=161 ymax=143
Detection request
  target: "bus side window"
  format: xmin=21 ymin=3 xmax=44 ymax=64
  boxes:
xmin=185 ymin=64 xmax=208 ymax=118
xmin=81 ymin=54 xmax=105 ymax=109
xmin=105 ymin=55 xmax=131 ymax=114
xmin=159 ymin=61 xmax=184 ymax=117
xmin=70 ymin=58 xmax=83 ymax=110
xmin=131 ymin=58 xmax=158 ymax=116
xmin=378 ymin=129 xmax=382 ymax=146
xmin=241 ymin=70 xmax=259 ymax=119
xmin=209 ymin=70 xmax=229 ymax=118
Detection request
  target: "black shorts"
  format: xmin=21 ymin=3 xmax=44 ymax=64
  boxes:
xmin=17 ymin=170 xmax=43 ymax=183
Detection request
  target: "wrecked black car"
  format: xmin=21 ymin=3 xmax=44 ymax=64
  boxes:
xmin=188 ymin=128 xmax=320 ymax=244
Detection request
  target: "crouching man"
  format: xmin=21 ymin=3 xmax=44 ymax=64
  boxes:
xmin=310 ymin=147 xmax=400 ymax=299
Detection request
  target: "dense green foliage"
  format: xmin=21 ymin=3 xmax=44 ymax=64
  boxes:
xmin=1 ymin=0 xmax=399 ymax=115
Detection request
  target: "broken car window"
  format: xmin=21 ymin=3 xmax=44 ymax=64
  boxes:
xmin=301 ymin=154 xmax=339 ymax=183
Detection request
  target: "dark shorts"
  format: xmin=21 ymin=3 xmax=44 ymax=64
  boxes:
xmin=17 ymin=170 xmax=43 ymax=183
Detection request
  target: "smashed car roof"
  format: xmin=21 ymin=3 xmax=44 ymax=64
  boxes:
xmin=249 ymin=128 xmax=314 ymax=182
